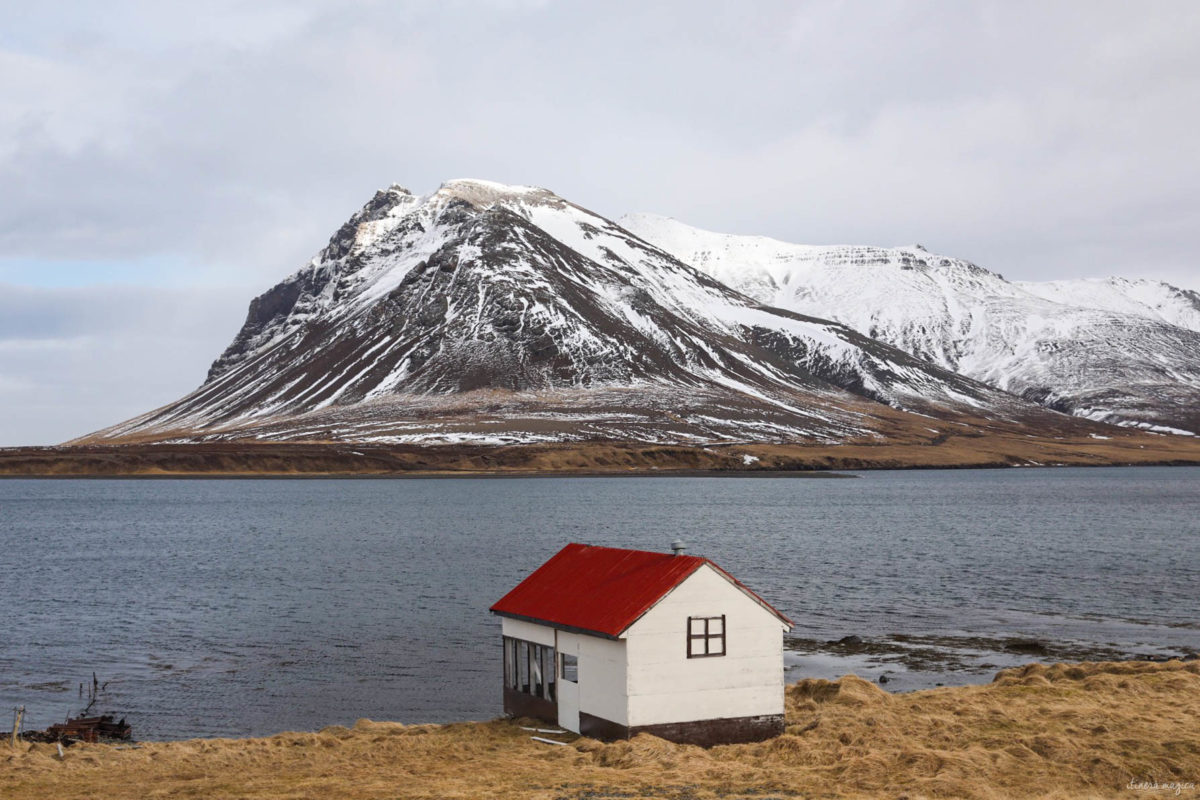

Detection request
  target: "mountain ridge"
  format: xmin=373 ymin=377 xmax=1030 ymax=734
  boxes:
xmin=622 ymin=212 xmax=1200 ymax=436
xmin=74 ymin=179 xmax=1090 ymax=448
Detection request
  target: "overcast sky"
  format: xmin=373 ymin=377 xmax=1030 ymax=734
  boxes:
xmin=2 ymin=0 xmax=1199 ymax=445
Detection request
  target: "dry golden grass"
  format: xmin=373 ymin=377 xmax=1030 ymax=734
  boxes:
xmin=4 ymin=660 xmax=1199 ymax=799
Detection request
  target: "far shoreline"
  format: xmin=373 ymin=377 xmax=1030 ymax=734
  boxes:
xmin=3 ymin=435 xmax=1200 ymax=479
xmin=0 ymin=468 xmax=859 ymax=479
xmin=6 ymin=461 xmax=1200 ymax=479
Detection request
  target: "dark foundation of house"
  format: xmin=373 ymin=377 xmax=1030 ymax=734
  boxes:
xmin=579 ymin=711 xmax=786 ymax=747
xmin=504 ymin=688 xmax=784 ymax=746
xmin=502 ymin=687 xmax=557 ymax=725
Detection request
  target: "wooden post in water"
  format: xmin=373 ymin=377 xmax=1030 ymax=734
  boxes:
xmin=10 ymin=706 xmax=23 ymax=748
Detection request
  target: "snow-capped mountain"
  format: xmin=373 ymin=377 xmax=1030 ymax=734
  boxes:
xmin=622 ymin=213 xmax=1200 ymax=436
xmin=1016 ymin=277 xmax=1200 ymax=333
xmin=80 ymin=180 xmax=1071 ymax=446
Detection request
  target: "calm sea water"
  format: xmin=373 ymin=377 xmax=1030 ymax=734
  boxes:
xmin=1 ymin=467 xmax=1197 ymax=739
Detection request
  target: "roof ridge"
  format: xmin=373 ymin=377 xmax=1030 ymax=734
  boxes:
xmin=490 ymin=543 xmax=789 ymax=637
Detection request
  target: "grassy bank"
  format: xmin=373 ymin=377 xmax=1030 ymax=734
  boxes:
xmin=4 ymin=660 xmax=1198 ymax=799
xmin=4 ymin=429 xmax=1200 ymax=478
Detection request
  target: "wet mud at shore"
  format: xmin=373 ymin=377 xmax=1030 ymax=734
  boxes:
xmin=785 ymin=633 xmax=1200 ymax=692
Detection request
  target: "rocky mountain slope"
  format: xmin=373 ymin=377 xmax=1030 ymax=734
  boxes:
xmin=78 ymin=180 xmax=1081 ymax=447
xmin=623 ymin=214 xmax=1200 ymax=436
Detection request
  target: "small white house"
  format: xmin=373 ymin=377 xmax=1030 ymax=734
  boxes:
xmin=489 ymin=541 xmax=793 ymax=746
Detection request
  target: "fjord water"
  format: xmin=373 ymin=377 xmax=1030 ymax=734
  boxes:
xmin=1 ymin=467 xmax=1197 ymax=740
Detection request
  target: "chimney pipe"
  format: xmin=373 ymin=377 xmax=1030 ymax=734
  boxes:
xmin=670 ymin=539 xmax=687 ymax=556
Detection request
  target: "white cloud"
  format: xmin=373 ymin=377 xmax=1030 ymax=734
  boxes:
xmin=0 ymin=285 xmax=247 ymax=445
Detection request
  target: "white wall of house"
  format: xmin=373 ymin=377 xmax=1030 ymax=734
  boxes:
xmin=557 ymin=630 xmax=628 ymax=726
xmin=622 ymin=564 xmax=787 ymax=727
xmin=500 ymin=617 xmax=555 ymax=647
xmin=499 ymin=617 xmax=629 ymax=728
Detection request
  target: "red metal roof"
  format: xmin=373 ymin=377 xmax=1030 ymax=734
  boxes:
xmin=490 ymin=543 xmax=792 ymax=638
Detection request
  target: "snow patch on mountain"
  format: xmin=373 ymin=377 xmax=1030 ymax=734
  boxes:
xmin=621 ymin=213 xmax=1200 ymax=435
xmin=1018 ymin=277 xmax=1200 ymax=333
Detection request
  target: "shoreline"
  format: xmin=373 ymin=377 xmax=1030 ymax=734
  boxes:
xmin=6 ymin=660 xmax=1199 ymax=799
xmin=0 ymin=468 xmax=859 ymax=480
xmin=6 ymin=459 xmax=1200 ymax=479
xmin=3 ymin=463 xmax=1198 ymax=479
xmin=3 ymin=433 xmax=1200 ymax=478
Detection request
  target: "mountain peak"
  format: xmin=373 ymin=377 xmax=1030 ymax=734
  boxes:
xmin=80 ymin=178 xmax=1052 ymax=446
xmin=433 ymin=178 xmax=559 ymax=208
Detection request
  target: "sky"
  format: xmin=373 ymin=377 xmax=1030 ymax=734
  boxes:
xmin=2 ymin=0 xmax=1198 ymax=445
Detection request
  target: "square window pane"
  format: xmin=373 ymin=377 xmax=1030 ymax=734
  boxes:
xmin=690 ymin=618 xmax=706 ymax=635
xmin=709 ymin=618 xmax=723 ymax=635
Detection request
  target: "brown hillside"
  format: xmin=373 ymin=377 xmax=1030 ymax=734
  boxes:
xmin=4 ymin=425 xmax=1200 ymax=477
